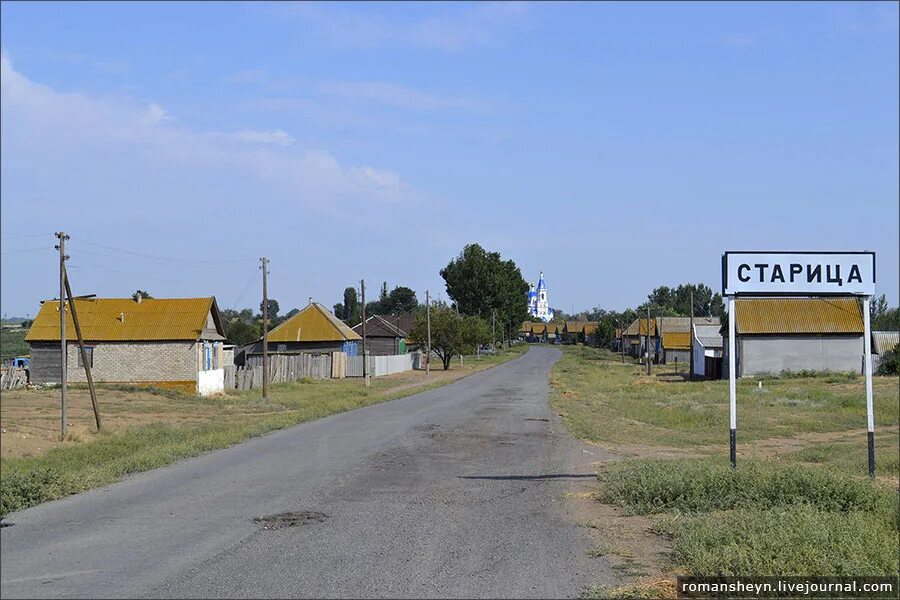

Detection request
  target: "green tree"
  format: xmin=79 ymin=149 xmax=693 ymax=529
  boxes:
xmin=343 ymin=286 xmax=360 ymax=323
xmin=440 ymin=243 xmax=529 ymax=345
xmin=260 ymin=299 xmax=280 ymax=321
xmin=870 ymin=295 xmax=900 ymax=331
xmin=387 ymin=286 xmax=418 ymax=313
xmin=224 ymin=319 xmax=260 ymax=346
xmin=408 ymin=307 xmax=490 ymax=370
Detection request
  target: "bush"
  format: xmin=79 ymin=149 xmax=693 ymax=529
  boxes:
xmin=1 ymin=468 xmax=69 ymax=516
xmin=598 ymin=460 xmax=893 ymax=517
xmin=661 ymin=506 xmax=900 ymax=576
xmin=876 ymin=347 xmax=899 ymax=376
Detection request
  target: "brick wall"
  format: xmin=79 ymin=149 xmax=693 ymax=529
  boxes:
xmin=31 ymin=341 xmax=199 ymax=384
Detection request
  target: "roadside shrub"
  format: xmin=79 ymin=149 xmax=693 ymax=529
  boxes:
xmin=661 ymin=506 xmax=900 ymax=576
xmin=598 ymin=459 xmax=894 ymax=518
xmin=876 ymin=347 xmax=899 ymax=376
xmin=0 ymin=468 xmax=69 ymax=516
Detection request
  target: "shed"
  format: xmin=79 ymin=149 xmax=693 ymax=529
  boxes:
xmin=243 ymin=303 xmax=361 ymax=365
xmin=26 ymin=296 xmax=226 ymax=395
xmin=352 ymin=315 xmax=407 ymax=355
xmin=657 ymin=317 xmax=720 ymax=364
xmin=692 ymin=324 xmax=724 ymax=379
xmin=723 ymin=297 xmax=864 ymax=377
xmin=623 ymin=318 xmax=658 ymax=359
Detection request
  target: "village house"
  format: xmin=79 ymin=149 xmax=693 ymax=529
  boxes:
xmin=722 ymin=297 xmax=865 ymax=377
xmin=352 ymin=314 xmax=409 ymax=356
xmin=623 ymin=318 xmax=658 ymax=360
xmin=240 ymin=302 xmax=361 ymax=366
xmin=25 ymin=296 xmax=227 ymax=395
xmin=657 ymin=317 xmax=720 ymax=364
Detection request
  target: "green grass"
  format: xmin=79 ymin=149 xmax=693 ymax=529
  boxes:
xmin=0 ymin=328 xmax=27 ymax=361
xmin=551 ymin=346 xmax=900 ymax=579
xmin=1 ymin=345 xmax=527 ymax=516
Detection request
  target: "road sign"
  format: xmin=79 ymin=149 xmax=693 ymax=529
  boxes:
xmin=723 ymin=251 xmax=875 ymax=296
xmin=722 ymin=250 xmax=877 ymax=477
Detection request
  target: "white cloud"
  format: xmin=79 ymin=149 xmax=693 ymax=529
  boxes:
xmin=0 ymin=50 xmax=414 ymax=205
xmin=317 ymin=80 xmax=486 ymax=111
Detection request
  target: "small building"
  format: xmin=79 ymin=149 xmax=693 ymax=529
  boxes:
xmin=723 ymin=297 xmax=865 ymax=377
xmin=352 ymin=315 xmax=407 ymax=356
xmin=692 ymin=324 xmax=724 ymax=379
xmin=222 ymin=344 xmax=235 ymax=367
xmin=241 ymin=303 xmax=361 ymax=366
xmin=657 ymin=317 xmax=720 ymax=364
xmin=25 ymin=296 xmax=226 ymax=395
xmin=623 ymin=318 xmax=658 ymax=359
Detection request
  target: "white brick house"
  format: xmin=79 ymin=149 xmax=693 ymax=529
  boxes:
xmin=26 ymin=296 xmax=227 ymax=396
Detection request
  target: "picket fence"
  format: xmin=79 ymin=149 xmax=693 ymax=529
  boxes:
xmin=0 ymin=367 xmax=27 ymax=390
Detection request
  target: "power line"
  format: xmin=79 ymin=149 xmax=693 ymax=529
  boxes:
xmin=230 ymin=269 xmax=259 ymax=310
xmin=72 ymin=237 xmax=257 ymax=264
xmin=1 ymin=232 xmax=55 ymax=240
xmin=0 ymin=247 xmax=51 ymax=255
xmin=68 ymin=259 xmax=191 ymax=285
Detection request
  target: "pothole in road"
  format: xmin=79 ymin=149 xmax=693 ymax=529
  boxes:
xmin=254 ymin=511 xmax=328 ymax=530
xmin=524 ymin=418 xmax=549 ymax=422
xmin=0 ymin=520 xmax=13 ymax=528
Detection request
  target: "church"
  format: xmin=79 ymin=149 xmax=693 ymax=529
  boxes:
xmin=527 ymin=271 xmax=554 ymax=322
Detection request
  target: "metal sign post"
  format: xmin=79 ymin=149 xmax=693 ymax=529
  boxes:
xmin=722 ymin=251 xmax=876 ymax=475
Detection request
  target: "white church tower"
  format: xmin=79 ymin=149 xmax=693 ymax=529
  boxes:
xmin=529 ymin=271 xmax=554 ymax=322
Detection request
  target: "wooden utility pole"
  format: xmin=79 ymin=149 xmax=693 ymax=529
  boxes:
xmin=425 ymin=290 xmax=431 ymax=375
xmin=646 ymin=304 xmax=652 ymax=376
xmin=492 ymin=308 xmax=496 ymax=353
xmin=63 ymin=269 xmax=101 ymax=431
xmin=261 ymin=257 xmax=269 ymax=402
xmin=361 ymin=279 xmax=369 ymax=387
xmin=56 ymin=231 xmax=69 ymax=440
xmin=619 ymin=318 xmax=625 ymax=363
xmin=689 ymin=290 xmax=695 ymax=381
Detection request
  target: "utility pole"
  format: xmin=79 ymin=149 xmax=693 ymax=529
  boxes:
xmin=361 ymin=279 xmax=369 ymax=387
xmin=620 ymin=318 xmax=625 ymax=363
xmin=492 ymin=308 xmax=496 ymax=353
xmin=425 ymin=290 xmax=431 ymax=375
xmin=689 ymin=290 xmax=695 ymax=381
xmin=55 ymin=232 xmax=69 ymax=440
xmin=260 ymin=257 xmax=269 ymax=403
xmin=64 ymin=269 xmax=100 ymax=431
xmin=456 ymin=303 xmax=463 ymax=368
xmin=646 ymin=304 xmax=652 ymax=376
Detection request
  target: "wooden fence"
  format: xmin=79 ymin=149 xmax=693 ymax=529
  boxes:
xmin=0 ymin=367 xmax=28 ymax=390
xmin=225 ymin=353 xmax=334 ymax=390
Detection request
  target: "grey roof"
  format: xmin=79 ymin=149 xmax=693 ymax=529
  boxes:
xmin=657 ymin=316 xmax=720 ymax=334
xmin=872 ymin=331 xmax=899 ymax=355
xmin=694 ymin=324 xmax=723 ymax=348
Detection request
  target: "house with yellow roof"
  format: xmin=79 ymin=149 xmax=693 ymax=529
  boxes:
xmin=722 ymin=297 xmax=865 ymax=377
xmin=239 ymin=302 xmax=362 ymax=366
xmin=26 ymin=296 xmax=226 ymax=395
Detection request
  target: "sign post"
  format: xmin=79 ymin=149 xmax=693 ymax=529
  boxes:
xmin=722 ymin=251 xmax=876 ymax=475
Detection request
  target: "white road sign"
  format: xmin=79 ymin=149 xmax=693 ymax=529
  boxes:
xmin=722 ymin=252 xmax=875 ymax=296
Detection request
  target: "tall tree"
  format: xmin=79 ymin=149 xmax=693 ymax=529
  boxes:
xmin=386 ymin=286 xmax=418 ymax=313
xmin=260 ymin=299 xmax=280 ymax=320
xmin=343 ymin=286 xmax=360 ymax=323
xmin=440 ymin=243 xmax=529 ymax=344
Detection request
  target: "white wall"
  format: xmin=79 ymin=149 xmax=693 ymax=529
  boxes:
xmin=198 ymin=368 xmax=224 ymax=396
xmin=740 ymin=335 xmax=863 ymax=376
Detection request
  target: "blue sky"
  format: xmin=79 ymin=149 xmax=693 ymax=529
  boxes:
xmin=2 ymin=1 xmax=898 ymax=318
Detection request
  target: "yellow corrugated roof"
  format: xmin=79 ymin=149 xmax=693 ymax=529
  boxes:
xmin=584 ymin=322 xmax=598 ymax=335
xmin=662 ymin=331 xmax=691 ymax=350
xmin=530 ymin=323 xmax=547 ymax=334
xmin=624 ymin=318 xmax=656 ymax=336
xmin=735 ymin=298 xmax=863 ymax=335
xmin=267 ymin=303 xmax=362 ymax=343
xmin=520 ymin=321 xmax=533 ymax=333
xmin=565 ymin=321 xmax=585 ymax=333
xmin=25 ymin=297 xmax=220 ymax=342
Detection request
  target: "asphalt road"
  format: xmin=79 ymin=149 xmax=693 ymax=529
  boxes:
xmin=1 ymin=346 xmax=612 ymax=599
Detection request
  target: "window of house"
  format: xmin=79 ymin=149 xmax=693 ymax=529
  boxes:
xmin=77 ymin=346 xmax=94 ymax=368
xmin=204 ymin=342 xmax=212 ymax=371
xmin=277 ymin=344 xmax=286 ymax=352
